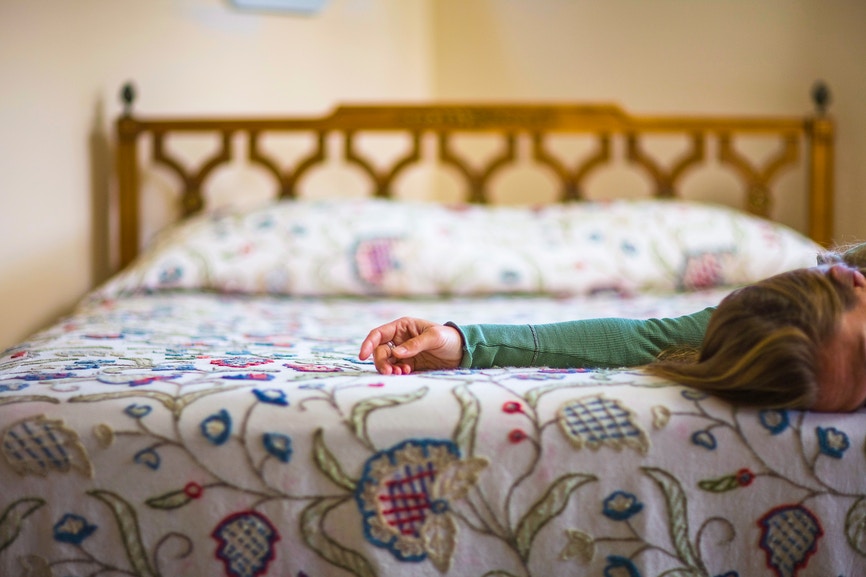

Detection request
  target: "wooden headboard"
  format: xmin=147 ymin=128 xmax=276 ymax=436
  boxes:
xmin=115 ymin=83 xmax=834 ymax=269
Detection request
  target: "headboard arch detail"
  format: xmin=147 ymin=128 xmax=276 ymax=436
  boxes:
xmin=115 ymin=82 xmax=835 ymax=268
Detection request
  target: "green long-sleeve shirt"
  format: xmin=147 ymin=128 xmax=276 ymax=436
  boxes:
xmin=450 ymin=307 xmax=715 ymax=369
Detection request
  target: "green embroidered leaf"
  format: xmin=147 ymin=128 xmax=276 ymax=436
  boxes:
xmin=452 ymin=385 xmax=479 ymax=456
xmin=312 ymin=428 xmax=356 ymax=492
xmin=88 ymin=490 xmax=157 ymax=577
xmin=0 ymin=395 xmax=60 ymax=407
xmin=514 ymin=473 xmax=596 ymax=562
xmin=642 ymin=467 xmax=704 ymax=574
xmin=845 ymin=496 xmax=866 ymax=554
xmin=145 ymin=488 xmax=194 ymax=511
xmin=697 ymin=474 xmax=739 ymax=493
xmin=301 ymin=497 xmax=375 ymax=577
xmin=0 ymin=498 xmax=45 ymax=552
xmin=348 ymin=386 xmax=428 ymax=445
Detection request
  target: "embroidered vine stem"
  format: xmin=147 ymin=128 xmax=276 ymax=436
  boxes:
xmin=47 ymin=551 xmax=136 ymax=577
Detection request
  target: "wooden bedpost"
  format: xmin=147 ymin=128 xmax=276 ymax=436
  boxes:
xmin=807 ymin=81 xmax=835 ymax=247
xmin=116 ymin=82 xmax=141 ymax=269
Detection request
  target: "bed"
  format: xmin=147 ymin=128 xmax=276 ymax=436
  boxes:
xmin=1 ymin=83 xmax=860 ymax=577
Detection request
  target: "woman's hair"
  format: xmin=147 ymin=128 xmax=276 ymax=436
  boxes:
xmin=647 ymin=263 xmax=860 ymax=409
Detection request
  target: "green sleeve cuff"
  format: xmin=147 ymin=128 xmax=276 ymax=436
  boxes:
xmin=449 ymin=307 xmax=715 ymax=369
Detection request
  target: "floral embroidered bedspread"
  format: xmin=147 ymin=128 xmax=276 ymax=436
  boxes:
xmin=2 ymin=290 xmax=865 ymax=577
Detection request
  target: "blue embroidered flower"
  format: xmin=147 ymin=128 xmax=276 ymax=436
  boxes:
xmin=355 ymin=439 xmax=488 ymax=569
xmin=603 ymin=555 xmax=642 ymax=577
xmin=681 ymin=389 xmax=708 ymax=401
xmin=759 ymin=410 xmax=789 ymax=435
xmin=124 ymin=404 xmax=152 ymax=419
xmin=816 ymin=426 xmax=849 ymax=459
xmin=262 ymin=433 xmax=292 ymax=463
xmin=201 ymin=410 xmax=232 ymax=445
xmin=691 ymin=430 xmax=717 ymax=450
xmin=253 ymin=388 xmax=288 ymax=405
xmin=500 ymin=270 xmax=521 ymax=285
xmin=153 ymin=363 xmax=196 ymax=371
xmin=602 ymin=491 xmax=643 ymax=521
xmin=21 ymin=372 xmax=74 ymax=381
xmin=0 ymin=382 xmax=29 ymax=393
xmin=620 ymin=241 xmax=637 ymax=255
xmin=65 ymin=359 xmax=116 ymax=370
xmin=158 ymin=265 xmax=183 ymax=284
xmin=53 ymin=513 xmax=97 ymax=545
xmin=134 ymin=447 xmax=161 ymax=470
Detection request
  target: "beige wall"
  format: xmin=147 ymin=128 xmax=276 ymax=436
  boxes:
xmin=1 ymin=0 xmax=865 ymax=351
xmin=430 ymin=0 xmax=866 ymax=237
xmin=0 ymin=0 xmax=432 ymax=350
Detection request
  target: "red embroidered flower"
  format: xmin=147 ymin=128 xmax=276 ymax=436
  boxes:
xmin=184 ymin=482 xmax=204 ymax=499
xmin=502 ymin=401 xmax=523 ymax=414
xmin=736 ymin=468 xmax=755 ymax=487
xmin=508 ymin=429 xmax=528 ymax=444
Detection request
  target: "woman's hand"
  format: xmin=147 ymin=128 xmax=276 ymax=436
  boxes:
xmin=359 ymin=317 xmax=464 ymax=375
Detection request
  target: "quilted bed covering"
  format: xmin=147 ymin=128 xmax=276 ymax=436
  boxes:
xmin=2 ymin=289 xmax=866 ymax=577
xmin=2 ymin=198 xmax=863 ymax=577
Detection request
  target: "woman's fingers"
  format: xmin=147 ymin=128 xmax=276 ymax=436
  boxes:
xmin=359 ymin=317 xmax=463 ymax=375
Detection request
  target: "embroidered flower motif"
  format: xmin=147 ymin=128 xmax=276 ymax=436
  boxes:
xmin=500 ymin=270 xmax=521 ymax=285
xmin=19 ymin=372 xmax=75 ymax=381
xmin=184 ymin=482 xmax=204 ymax=499
xmin=502 ymin=401 xmax=523 ymax=414
xmin=211 ymin=357 xmax=272 ymax=369
xmin=0 ymin=382 xmax=28 ymax=393
xmin=355 ymin=439 xmax=487 ymax=572
xmin=353 ymin=237 xmax=402 ymax=289
xmin=560 ymin=529 xmax=595 ymax=563
xmin=212 ymin=511 xmax=280 ymax=577
xmin=97 ymin=374 xmax=180 ymax=387
xmin=53 ymin=513 xmax=97 ymax=545
xmin=262 ymin=433 xmax=292 ymax=463
xmin=557 ymin=395 xmax=648 ymax=454
xmin=736 ymin=468 xmax=755 ymax=487
xmin=678 ymin=250 xmax=733 ymax=290
xmin=252 ymin=388 xmax=289 ymax=406
xmin=65 ymin=359 xmax=116 ymax=370
xmin=283 ymin=362 xmax=344 ymax=373
xmin=124 ymin=404 xmax=152 ymax=419
xmin=691 ymin=430 xmax=717 ymax=450
xmin=603 ymin=554 xmax=642 ymax=577
xmin=816 ymin=426 xmax=849 ymax=459
xmin=223 ymin=373 xmax=275 ymax=381
xmin=602 ymin=491 xmax=643 ymax=521
xmin=757 ymin=504 xmax=823 ymax=577
xmin=681 ymin=389 xmax=708 ymax=401
xmin=158 ymin=265 xmax=183 ymax=285
xmin=759 ymin=410 xmax=790 ymax=435
xmin=1 ymin=415 xmax=92 ymax=477
xmin=134 ymin=447 xmax=161 ymax=470
xmin=201 ymin=410 xmax=232 ymax=445
xmin=508 ymin=429 xmax=528 ymax=444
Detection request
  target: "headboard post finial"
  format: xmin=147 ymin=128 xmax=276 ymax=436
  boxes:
xmin=120 ymin=82 xmax=136 ymax=117
xmin=811 ymin=81 xmax=831 ymax=116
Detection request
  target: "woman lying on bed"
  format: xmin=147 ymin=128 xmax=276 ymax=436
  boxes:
xmin=359 ymin=245 xmax=866 ymax=413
